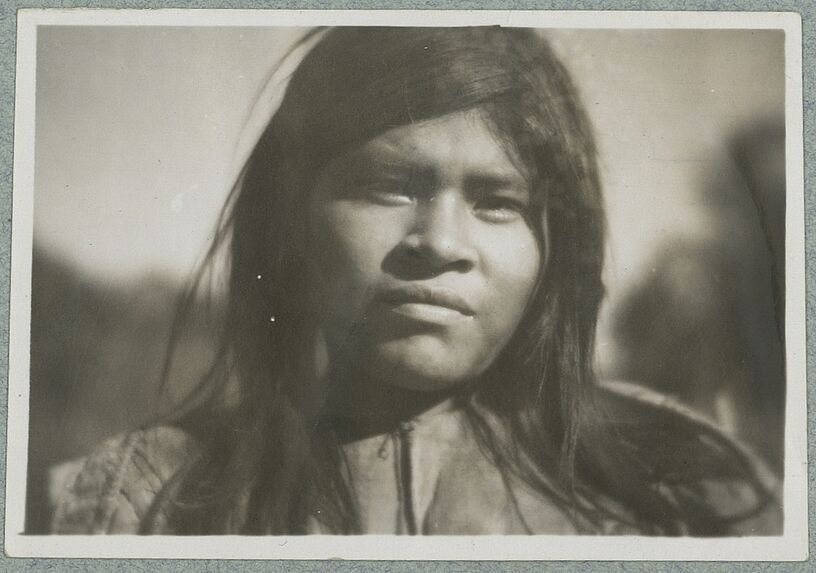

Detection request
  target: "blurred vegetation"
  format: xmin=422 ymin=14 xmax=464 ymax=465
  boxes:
xmin=27 ymin=244 xmax=222 ymax=533
xmin=609 ymin=119 xmax=786 ymax=474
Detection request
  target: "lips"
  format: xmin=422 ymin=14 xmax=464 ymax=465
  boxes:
xmin=377 ymin=284 xmax=475 ymax=316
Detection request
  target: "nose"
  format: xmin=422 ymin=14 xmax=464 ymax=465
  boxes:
xmin=401 ymin=191 xmax=477 ymax=273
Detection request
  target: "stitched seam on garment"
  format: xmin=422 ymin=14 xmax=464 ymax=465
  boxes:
xmin=114 ymin=485 xmax=141 ymax=526
xmin=130 ymin=447 xmax=163 ymax=495
xmin=398 ymin=423 xmax=417 ymax=535
xmin=391 ymin=432 xmax=404 ymax=534
xmin=95 ymin=432 xmax=140 ymax=534
xmin=132 ymin=440 xmax=164 ymax=480
xmin=337 ymin=444 xmax=361 ymax=533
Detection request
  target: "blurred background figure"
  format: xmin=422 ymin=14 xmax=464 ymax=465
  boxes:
xmin=609 ymin=119 xmax=786 ymax=472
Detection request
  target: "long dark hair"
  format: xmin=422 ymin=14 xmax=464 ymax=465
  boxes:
xmin=162 ymin=27 xmax=775 ymax=535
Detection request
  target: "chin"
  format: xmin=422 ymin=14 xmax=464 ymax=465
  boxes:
xmin=366 ymin=337 xmax=484 ymax=392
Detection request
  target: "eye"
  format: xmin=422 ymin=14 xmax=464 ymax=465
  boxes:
xmin=347 ymin=169 xmax=418 ymax=206
xmin=474 ymin=194 xmax=530 ymax=223
xmin=361 ymin=181 xmax=415 ymax=206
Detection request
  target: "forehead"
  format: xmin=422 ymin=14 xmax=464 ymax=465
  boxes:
xmin=329 ymin=109 xmax=529 ymax=184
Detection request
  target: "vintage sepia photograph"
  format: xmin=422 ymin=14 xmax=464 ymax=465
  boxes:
xmin=5 ymin=9 xmax=807 ymax=560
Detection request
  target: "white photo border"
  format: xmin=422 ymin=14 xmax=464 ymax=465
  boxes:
xmin=4 ymin=8 xmax=807 ymax=561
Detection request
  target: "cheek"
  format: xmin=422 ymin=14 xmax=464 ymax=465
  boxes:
xmin=310 ymin=203 xmax=405 ymax=320
xmin=479 ymin=227 xmax=541 ymax=334
xmin=501 ymin=234 xmax=540 ymax=293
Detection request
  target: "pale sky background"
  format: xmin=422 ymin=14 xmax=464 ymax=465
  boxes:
xmin=33 ymin=26 xmax=785 ymax=355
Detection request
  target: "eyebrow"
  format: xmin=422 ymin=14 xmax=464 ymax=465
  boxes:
xmin=346 ymin=161 xmax=530 ymax=197
xmin=328 ymin=138 xmax=531 ymax=192
xmin=351 ymin=149 xmax=530 ymax=186
xmin=332 ymin=149 xmax=417 ymax=181
xmin=464 ymin=173 xmax=530 ymax=193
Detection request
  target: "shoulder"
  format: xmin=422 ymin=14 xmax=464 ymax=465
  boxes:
xmin=50 ymin=425 xmax=202 ymax=534
xmin=597 ymin=380 xmax=782 ymax=535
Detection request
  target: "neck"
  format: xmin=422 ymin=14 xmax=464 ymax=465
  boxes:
xmin=322 ymin=374 xmax=466 ymax=441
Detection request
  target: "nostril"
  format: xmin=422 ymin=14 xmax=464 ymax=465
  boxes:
xmin=448 ymin=259 xmax=474 ymax=274
xmin=403 ymin=239 xmax=474 ymax=271
xmin=405 ymin=244 xmax=426 ymax=259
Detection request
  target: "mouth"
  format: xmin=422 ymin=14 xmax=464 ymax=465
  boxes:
xmin=377 ymin=284 xmax=475 ymax=320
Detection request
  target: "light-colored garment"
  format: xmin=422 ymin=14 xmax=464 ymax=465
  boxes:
xmin=306 ymin=401 xmax=608 ymax=534
xmin=50 ymin=406 xmax=613 ymax=535
xmin=49 ymin=385 xmax=781 ymax=535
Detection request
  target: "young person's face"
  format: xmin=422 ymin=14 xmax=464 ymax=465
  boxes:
xmin=310 ymin=108 xmax=542 ymax=391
